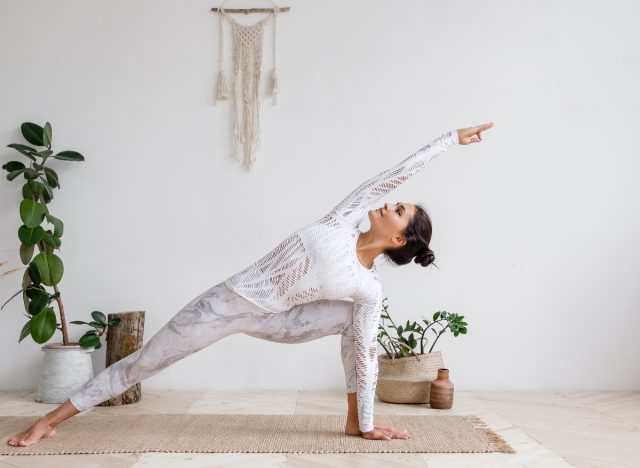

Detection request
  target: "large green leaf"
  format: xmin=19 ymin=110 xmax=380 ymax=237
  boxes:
xmin=25 ymin=285 xmax=45 ymax=299
xmin=41 ymin=233 xmax=61 ymax=249
xmin=18 ymin=225 xmax=45 ymax=245
xmin=32 ymin=252 xmax=64 ymax=286
xmin=53 ymin=151 xmax=84 ymax=162
xmin=79 ymin=332 xmax=100 ymax=349
xmin=41 ymin=188 xmax=52 ymax=203
xmin=6 ymin=169 xmax=25 ymax=181
xmin=30 ymin=307 xmax=57 ymax=344
xmin=19 ymin=321 xmax=32 ymax=343
xmin=43 ymin=122 xmax=52 ymax=147
xmin=21 ymin=122 xmax=44 ymax=147
xmin=22 ymin=290 xmax=29 ymax=312
xmin=2 ymin=161 xmax=26 ymax=172
xmin=7 ymin=143 xmax=38 ymax=161
xmin=45 ymin=213 xmax=63 ymax=237
xmin=22 ymin=267 xmax=32 ymax=288
xmin=27 ymin=180 xmax=45 ymax=197
xmin=37 ymin=176 xmax=54 ymax=200
xmin=19 ymin=243 xmax=35 ymax=264
xmin=28 ymin=290 xmax=50 ymax=315
xmin=43 ymin=167 xmax=59 ymax=188
xmin=91 ymin=311 xmax=107 ymax=325
xmin=19 ymin=199 xmax=46 ymax=228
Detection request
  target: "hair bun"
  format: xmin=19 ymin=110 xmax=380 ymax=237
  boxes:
xmin=414 ymin=248 xmax=435 ymax=267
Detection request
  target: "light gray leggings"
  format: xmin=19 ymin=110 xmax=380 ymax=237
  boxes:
xmin=69 ymin=282 xmax=357 ymax=412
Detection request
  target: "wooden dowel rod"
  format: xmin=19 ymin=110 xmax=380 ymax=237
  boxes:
xmin=211 ymin=7 xmax=290 ymax=13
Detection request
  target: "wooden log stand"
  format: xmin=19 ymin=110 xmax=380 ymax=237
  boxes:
xmin=97 ymin=311 xmax=145 ymax=407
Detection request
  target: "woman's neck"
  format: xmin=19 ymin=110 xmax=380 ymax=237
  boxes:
xmin=356 ymin=231 xmax=387 ymax=269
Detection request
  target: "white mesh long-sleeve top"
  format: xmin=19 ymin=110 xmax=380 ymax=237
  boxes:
xmin=224 ymin=129 xmax=459 ymax=432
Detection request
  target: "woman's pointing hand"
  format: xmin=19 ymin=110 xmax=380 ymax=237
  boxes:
xmin=456 ymin=122 xmax=494 ymax=145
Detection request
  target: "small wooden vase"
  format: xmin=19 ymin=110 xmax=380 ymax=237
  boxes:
xmin=429 ymin=368 xmax=454 ymax=409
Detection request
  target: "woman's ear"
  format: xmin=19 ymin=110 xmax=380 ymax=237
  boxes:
xmin=392 ymin=234 xmax=407 ymax=248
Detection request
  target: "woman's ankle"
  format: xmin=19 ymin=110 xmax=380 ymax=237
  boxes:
xmin=42 ymin=401 xmax=78 ymax=428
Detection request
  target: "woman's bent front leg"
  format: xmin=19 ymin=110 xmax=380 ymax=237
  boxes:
xmin=241 ymin=298 xmax=360 ymax=435
xmin=242 ymin=298 xmax=357 ymax=391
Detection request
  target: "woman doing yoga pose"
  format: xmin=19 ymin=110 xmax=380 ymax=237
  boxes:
xmin=7 ymin=121 xmax=494 ymax=447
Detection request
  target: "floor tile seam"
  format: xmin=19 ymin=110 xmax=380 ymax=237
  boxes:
xmin=557 ymin=391 xmax=640 ymax=428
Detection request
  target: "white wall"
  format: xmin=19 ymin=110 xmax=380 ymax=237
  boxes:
xmin=1 ymin=0 xmax=638 ymax=393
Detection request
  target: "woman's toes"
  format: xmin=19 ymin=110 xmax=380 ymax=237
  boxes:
xmin=5 ymin=423 xmax=56 ymax=447
xmin=8 ymin=434 xmax=25 ymax=446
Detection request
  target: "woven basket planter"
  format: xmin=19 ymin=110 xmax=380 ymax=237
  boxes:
xmin=375 ymin=351 xmax=445 ymax=404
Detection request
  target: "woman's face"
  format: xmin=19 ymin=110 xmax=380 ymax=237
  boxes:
xmin=368 ymin=201 xmax=417 ymax=247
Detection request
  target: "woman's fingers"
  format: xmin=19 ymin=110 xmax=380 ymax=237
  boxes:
xmin=474 ymin=121 xmax=494 ymax=133
xmin=458 ymin=121 xmax=493 ymax=144
xmin=467 ymin=135 xmax=480 ymax=143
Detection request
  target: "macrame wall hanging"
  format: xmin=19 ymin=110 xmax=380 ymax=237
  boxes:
xmin=211 ymin=1 xmax=290 ymax=170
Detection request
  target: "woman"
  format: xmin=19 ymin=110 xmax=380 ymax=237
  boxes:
xmin=7 ymin=121 xmax=493 ymax=447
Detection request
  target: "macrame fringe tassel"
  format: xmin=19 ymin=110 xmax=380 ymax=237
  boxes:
xmin=269 ymin=69 xmax=280 ymax=105
xmin=234 ymin=125 xmax=245 ymax=163
xmin=216 ymin=71 xmax=229 ymax=102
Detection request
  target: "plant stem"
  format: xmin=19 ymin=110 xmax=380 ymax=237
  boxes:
xmin=420 ymin=318 xmax=448 ymax=353
xmin=386 ymin=336 xmax=420 ymax=358
xmin=381 ymin=305 xmax=404 ymax=358
xmin=53 ymin=283 xmax=69 ymax=345
xmin=429 ymin=323 xmax=451 ymax=353
xmin=420 ymin=327 xmax=427 ymax=354
xmin=377 ymin=337 xmax=393 ymax=359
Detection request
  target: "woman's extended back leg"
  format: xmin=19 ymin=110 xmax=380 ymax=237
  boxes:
xmin=69 ymin=282 xmax=260 ymax=412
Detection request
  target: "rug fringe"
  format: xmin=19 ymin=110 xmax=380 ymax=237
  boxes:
xmin=463 ymin=415 xmax=516 ymax=454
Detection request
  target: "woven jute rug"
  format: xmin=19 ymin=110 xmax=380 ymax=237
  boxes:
xmin=1 ymin=413 xmax=515 ymax=455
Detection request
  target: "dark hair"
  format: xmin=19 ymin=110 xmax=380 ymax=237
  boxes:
xmin=382 ymin=203 xmax=439 ymax=269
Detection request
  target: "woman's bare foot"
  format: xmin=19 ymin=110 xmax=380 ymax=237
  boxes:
xmin=7 ymin=419 xmax=57 ymax=447
xmin=372 ymin=416 xmax=411 ymax=439
xmin=6 ymin=399 xmax=80 ymax=448
xmin=344 ymin=415 xmax=411 ymax=439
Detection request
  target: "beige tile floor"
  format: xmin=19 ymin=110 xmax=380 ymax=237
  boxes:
xmin=1 ymin=389 xmax=639 ymax=467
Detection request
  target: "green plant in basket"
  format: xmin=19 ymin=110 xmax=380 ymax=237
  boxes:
xmin=377 ymin=297 xmax=468 ymax=359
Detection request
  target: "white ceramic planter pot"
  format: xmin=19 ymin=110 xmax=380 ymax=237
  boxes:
xmin=35 ymin=342 xmax=95 ymax=404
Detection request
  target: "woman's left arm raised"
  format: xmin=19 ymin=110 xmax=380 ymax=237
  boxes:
xmin=330 ymin=122 xmax=494 ymax=226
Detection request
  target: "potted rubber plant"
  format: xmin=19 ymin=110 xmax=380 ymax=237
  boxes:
xmin=1 ymin=121 xmax=120 ymax=403
xmin=375 ymin=297 xmax=468 ymax=404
